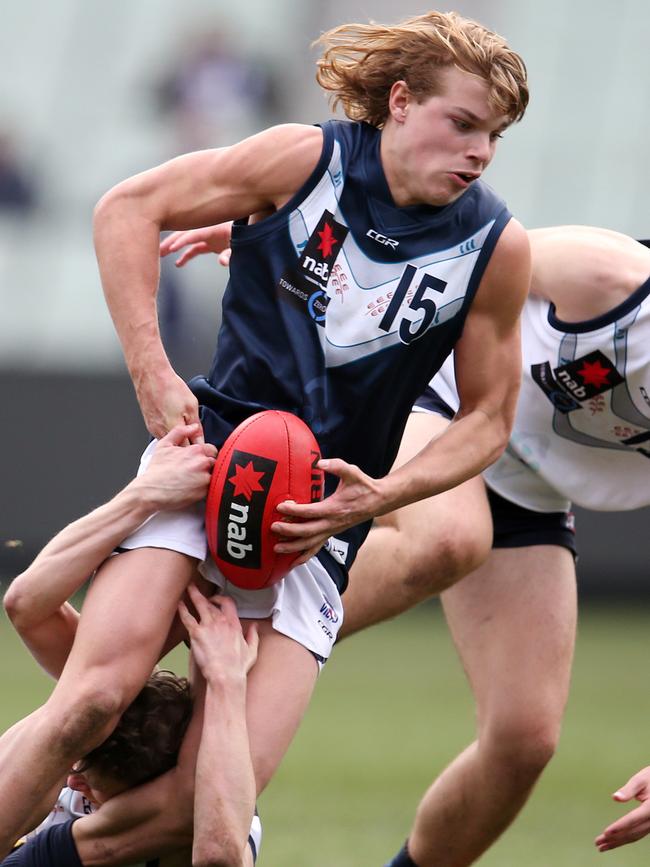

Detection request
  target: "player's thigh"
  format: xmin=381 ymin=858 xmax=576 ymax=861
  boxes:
xmin=55 ymin=548 xmax=198 ymax=702
xmin=442 ymin=545 xmax=577 ymax=728
xmin=243 ymin=619 xmax=319 ymax=793
xmin=378 ymin=412 xmax=492 ymax=554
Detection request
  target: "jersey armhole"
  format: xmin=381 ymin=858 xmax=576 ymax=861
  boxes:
xmin=231 ymin=124 xmax=335 ymax=244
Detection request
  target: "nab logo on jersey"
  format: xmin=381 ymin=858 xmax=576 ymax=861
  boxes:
xmin=302 ymin=257 xmax=330 ymax=282
xmin=216 ymin=450 xmax=277 ymax=568
xmin=532 ymin=350 xmax=624 ymax=412
xmin=555 ymin=350 xmax=623 ymax=400
xmin=298 ymin=210 xmax=349 ymax=290
xmin=277 ymin=209 xmax=348 ymax=326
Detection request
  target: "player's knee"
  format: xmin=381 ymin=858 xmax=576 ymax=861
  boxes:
xmin=483 ymin=712 xmax=561 ymax=781
xmin=56 ymin=683 xmax=129 ymax=756
xmin=405 ymin=522 xmax=490 ymax=596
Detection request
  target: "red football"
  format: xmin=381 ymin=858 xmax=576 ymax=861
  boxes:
xmin=205 ymin=410 xmax=324 ymax=590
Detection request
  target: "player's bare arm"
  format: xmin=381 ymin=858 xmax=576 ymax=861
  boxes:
xmin=180 ymin=589 xmax=258 ymax=867
xmin=528 ymin=225 xmax=650 ymax=320
xmin=3 ymin=425 xmax=215 ymax=678
xmin=94 ymin=125 xmax=323 ymax=439
xmin=273 ymin=219 xmax=530 ymax=560
xmin=70 ymin=591 xmax=258 ymax=867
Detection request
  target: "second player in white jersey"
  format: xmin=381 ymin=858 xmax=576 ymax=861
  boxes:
xmin=432 ymin=254 xmax=650 ymax=512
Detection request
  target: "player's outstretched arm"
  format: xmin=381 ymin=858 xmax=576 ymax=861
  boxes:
xmin=95 ymin=125 xmax=322 ymax=439
xmin=3 ymin=424 xmax=216 ymax=678
xmin=271 ymin=220 xmax=530 ymax=562
xmin=595 ymin=767 xmax=650 ymax=851
xmin=179 ymin=586 xmax=258 ymax=867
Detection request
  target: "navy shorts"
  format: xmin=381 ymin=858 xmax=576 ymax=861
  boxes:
xmin=413 ymin=386 xmax=577 ymax=555
xmin=489 ymin=488 xmax=577 ymax=556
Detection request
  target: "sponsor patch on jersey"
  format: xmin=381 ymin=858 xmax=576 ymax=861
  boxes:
xmin=554 ymin=350 xmax=624 ymax=400
xmin=532 ymin=351 xmax=623 ymax=412
xmin=277 ymin=210 xmax=348 ymax=325
xmin=216 ymin=450 xmax=277 ymax=570
xmin=299 ymin=210 xmax=348 ymax=287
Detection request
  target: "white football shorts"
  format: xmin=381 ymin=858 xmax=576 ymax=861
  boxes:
xmin=119 ymin=440 xmax=343 ymax=662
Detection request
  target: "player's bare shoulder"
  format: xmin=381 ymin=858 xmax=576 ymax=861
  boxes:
xmin=473 ymin=218 xmax=531 ymax=317
xmin=529 ymin=226 xmax=650 ymax=320
xmin=228 ymin=123 xmax=324 ymax=211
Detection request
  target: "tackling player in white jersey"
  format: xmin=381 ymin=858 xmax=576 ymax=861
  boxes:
xmin=2 ymin=426 xmax=261 ymax=867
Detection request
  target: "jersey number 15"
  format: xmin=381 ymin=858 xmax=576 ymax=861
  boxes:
xmin=378 ymin=265 xmax=447 ymax=344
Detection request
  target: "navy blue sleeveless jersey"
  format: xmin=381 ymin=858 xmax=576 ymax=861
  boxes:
xmin=192 ymin=119 xmax=511 ymax=576
xmin=1 ymin=822 xmax=82 ymax=867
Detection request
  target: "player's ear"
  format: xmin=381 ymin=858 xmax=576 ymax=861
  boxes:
xmin=387 ymin=80 xmax=411 ymax=123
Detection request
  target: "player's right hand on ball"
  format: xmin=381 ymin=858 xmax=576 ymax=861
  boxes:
xmin=131 ymin=424 xmax=217 ymax=511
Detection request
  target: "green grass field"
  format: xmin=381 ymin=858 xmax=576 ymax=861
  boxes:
xmin=1 ymin=601 xmax=649 ymax=866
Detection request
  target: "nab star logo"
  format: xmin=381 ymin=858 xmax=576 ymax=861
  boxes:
xmin=554 ymin=350 xmax=623 ymax=401
xmin=228 ymin=461 xmax=265 ymax=500
xmin=316 ymin=222 xmax=339 ymax=258
xmin=576 ymin=358 xmax=613 ymax=389
xmin=532 ymin=349 xmax=624 ymax=412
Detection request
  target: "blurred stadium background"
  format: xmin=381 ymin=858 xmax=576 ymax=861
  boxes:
xmin=1 ymin=1 xmax=650 ymax=864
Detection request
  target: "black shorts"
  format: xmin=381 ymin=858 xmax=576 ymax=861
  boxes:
xmin=412 ymin=385 xmax=577 ymax=556
xmin=489 ymin=488 xmax=577 ymax=556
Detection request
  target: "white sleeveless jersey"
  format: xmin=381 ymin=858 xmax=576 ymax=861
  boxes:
xmin=430 ymin=279 xmax=650 ymax=512
xmin=27 ymin=786 xmax=95 ymax=835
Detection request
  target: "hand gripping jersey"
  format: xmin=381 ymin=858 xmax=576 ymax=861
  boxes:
xmin=430 ymin=276 xmax=650 ymax=512
xmin=191 ymin=119 xmax=511 ymax=574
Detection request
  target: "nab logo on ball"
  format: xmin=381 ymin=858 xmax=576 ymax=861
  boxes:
xmin=206 ymin=409 xmax=324 ymax=590
xmin=216 ymin=450 xmax=277 ymax=569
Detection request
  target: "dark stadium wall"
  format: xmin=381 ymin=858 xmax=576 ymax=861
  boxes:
xmin=1 ymin=371 xmax=649 ymax=600
xmin=0 ymin=371 xmax=147 ymax=585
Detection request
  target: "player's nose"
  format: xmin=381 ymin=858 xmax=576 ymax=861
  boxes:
xmin=466 ymin=132 xmax=492 ymax=165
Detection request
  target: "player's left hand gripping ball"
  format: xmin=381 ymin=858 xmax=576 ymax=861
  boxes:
xmin=206 ymin=411 xmax=324 ymax=589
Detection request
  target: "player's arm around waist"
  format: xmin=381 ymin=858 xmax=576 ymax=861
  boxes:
xmin=2 ymin=481 xmax=157 ymax=680
xmin=378 ymin=218 xmax=530 ymax=510
xmin=3 ymin=425 xmax=215 ymax=678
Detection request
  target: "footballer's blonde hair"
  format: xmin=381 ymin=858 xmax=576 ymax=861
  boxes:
xmin=314 ymin=10 xmax=528 ymax=128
